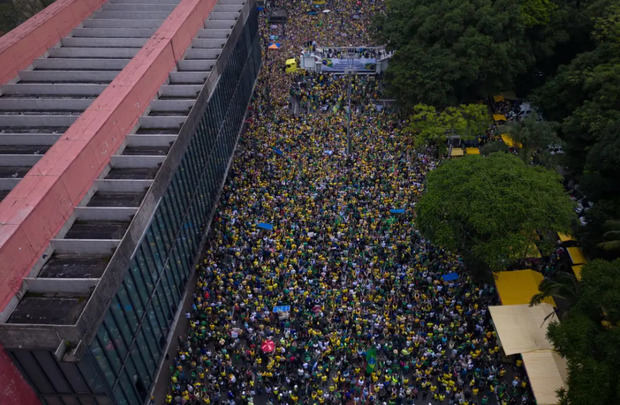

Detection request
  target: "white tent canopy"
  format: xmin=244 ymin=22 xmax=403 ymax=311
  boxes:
xmin=489 ymin=304 xmax=567 ymax=405
xmin=522 ymin=350 xmax=569 ymax=405
xmin=489 ymin=303 xmax=557 ymax=355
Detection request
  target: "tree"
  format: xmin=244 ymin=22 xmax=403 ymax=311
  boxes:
xmin=533 ymin=4 xmax=620 ymax=259
xmin=530 ymin=271 xmax=581 ymax=309
xmin=499 ymin=115 xmax=560 ymax=165
xmin=521 ymin=0 xmax=558 ymax=27
xmin=480 ymin=140 xmax=509 ymax=155
xmin=415 ymin=153 xmax=575 ymax=275
xmin=405 ymin=103 xmax=489 ymax=154
xmin=0 ymin=0 xmax=56 ymax=34
xmin=0 ymin=1 xmax=17 ymax=34
xmin=596 ymin=219 xmax=620 ymax=253
xmin=546 ymin=259 xmax=620 ymax=405
xmin=376 ymin=0 xmax=534 ymax=108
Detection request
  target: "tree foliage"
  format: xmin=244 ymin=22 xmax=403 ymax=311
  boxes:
xmin=530 ymin=271 xmax=580 ymax=309
xmin=547 ymin=259 xmax=620 ymax=405
xmin=415 ymin=153 xmax=575 ymax=274
xmin=533 ymin=4 xmax=620 ymax=257
xmin=0 ymin=0 xmax=56 ymax=34
xmin=376 ymin=0 xmax=534 ymax=108
xmin=405 ymin=103 xmax=489 ymax=152
xmin=520 ymin=0 xmax=557 ymax=27
xmin=499 ymin=115 xmax=560 ymax=165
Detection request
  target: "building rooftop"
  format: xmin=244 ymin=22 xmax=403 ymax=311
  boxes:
xmin=0 ymin=0 xmax=251 ymax=355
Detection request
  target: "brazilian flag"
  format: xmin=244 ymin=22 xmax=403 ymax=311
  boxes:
xmin=366 ymin=347 xmax=377 ymax=374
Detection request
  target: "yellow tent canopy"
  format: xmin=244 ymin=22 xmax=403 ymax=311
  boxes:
xmin=522 ymin=350 xmax=568 ymax=405
xmin=572 ymin=265 xmax=583 ymax=281
xmin=494 ymin=269 xmax=555 ymax=306
xmin=450 ymin=147 xmax=464 ymax=157
xmin=557 ymin=232 xmax=575 ymax=243
xmin=501 ymin=133 xmax=522 ymax=148
xmin=493 ymin=113 xmax=507 ymax=122
xmin=566 ymin=247 xmax=586 ymax=265
xmin=465 ymin=147 xmax=480 ymax=155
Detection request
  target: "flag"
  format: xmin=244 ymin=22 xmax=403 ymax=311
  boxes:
xmin=366 ymin=347 xmax=377 ymax=373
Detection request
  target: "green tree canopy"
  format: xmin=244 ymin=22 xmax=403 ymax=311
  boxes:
xmin=416 ymin=152 xmax=575 ymax=274
xmin=499 ymin=115 xmax=560 ymax=165
xmin=547 ymin=259 xmax=620 ymax=405
xmin=405 ymin=103 xmax=489 ymax=153
xmin=376 ymin=0 xmax=534 ymax=107
xmin=533 ymin=4 xmax=620 ymax=258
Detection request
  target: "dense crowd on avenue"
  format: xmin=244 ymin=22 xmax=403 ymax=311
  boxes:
xmin=166 ymin=0 xmax=535 ymax=404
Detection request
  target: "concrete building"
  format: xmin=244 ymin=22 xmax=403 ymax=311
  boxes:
xmin=0 ymin=0 xmax=260 ymax=403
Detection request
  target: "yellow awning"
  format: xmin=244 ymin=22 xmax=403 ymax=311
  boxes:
xmin=493 ymin=113 xmax=507 ymax=122
xmin=489 ymin=304 xmax=557 ymax=355
xmin=572 ymin=265 xmax=583 ymax=281
xmin=450 ymin=147 xmax=464 ymax=157
xmin=501 ymin=133 xmax=522 ymax=148
xmin=566 ymin=247 xmax=586 ymax=265
xmin=465 ymin=147 xmax=480 ymax=155
xmin=494 ymin=270 xmax=555 ymax=306
xmin=522 ymin=350 xmax=568 ymax=405
xmin=285 ymin=58 xmax=296 ymax=66
xmin=557 ymin=232 xmax=575 ymax=242
xmin=493 ymin=95 xmax=505 ymax=103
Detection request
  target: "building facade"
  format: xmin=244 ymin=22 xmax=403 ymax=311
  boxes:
xmin=0 ymin=1 xmax=260 ymax=403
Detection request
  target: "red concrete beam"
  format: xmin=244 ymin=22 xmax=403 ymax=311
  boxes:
xmin=0 ymin=0 xmax=108 ymax=86
xmin=0 ymin=0 xmax=218 ymax=312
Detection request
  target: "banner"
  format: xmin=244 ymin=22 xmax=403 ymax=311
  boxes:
xmin=321 ymin=58 xmax=377 ymax=73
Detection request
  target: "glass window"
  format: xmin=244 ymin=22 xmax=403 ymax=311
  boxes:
xmin=143 ymin=236 xmax=160 ymax=270
xmin=41 ymin=396 xmax=63 ymax=405
xmin=127 ymin=264 xmax=149 ymax=310
xmin=146 ymin=305 xmax=165 ymax=351
xmin=133 ymin=331 xmax=155 ymax=375
xmin=154 ymin=211 xmax=172 ymax=253
xmin=13 ymin=351 xmax=55 ymax=394
xmin=152 ymin=285 xmax=170 ymax=328
xmin=138 ymin=327 xmax=158 ymax=377
xmin=79 ymin=352 xmax=109 ymax=394
xmin=33 ymin=351 xmax=71 ymax=393
xmin=149 ymin=220 xmax=167 ymax=268
xmin=110 ymin=296 xmax=133 ymax=348
xmin=104 ymin=313 xmax=128 ymax=364
xmin=161 ymin=195 xmax=179 ymax=235
xmin=90 ymin=339 xmax=115 ymax=387
xmin=96 ymin=327 xmax=121 ymax=375
xmin=124 ymin=356 xmax=147 ymax=402
xmin=58 ymin=362 xmax=90 ymax=394
xmin=161 ymin=263 xmax=179 ymax=314
xmin=117 ymin=284 xmax=139 ymax=333
xmin=128 ymin=343 xmax=151 ymax=388
xmin=118 ymin=368 xmax=139 ymax=405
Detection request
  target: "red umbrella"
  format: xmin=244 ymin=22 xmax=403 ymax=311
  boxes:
xmin=261 ymin=339 xmax=275 ymax=353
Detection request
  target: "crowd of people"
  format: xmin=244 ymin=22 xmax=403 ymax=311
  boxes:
xmin=165 ymin=0 xmax=535 ymax=404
